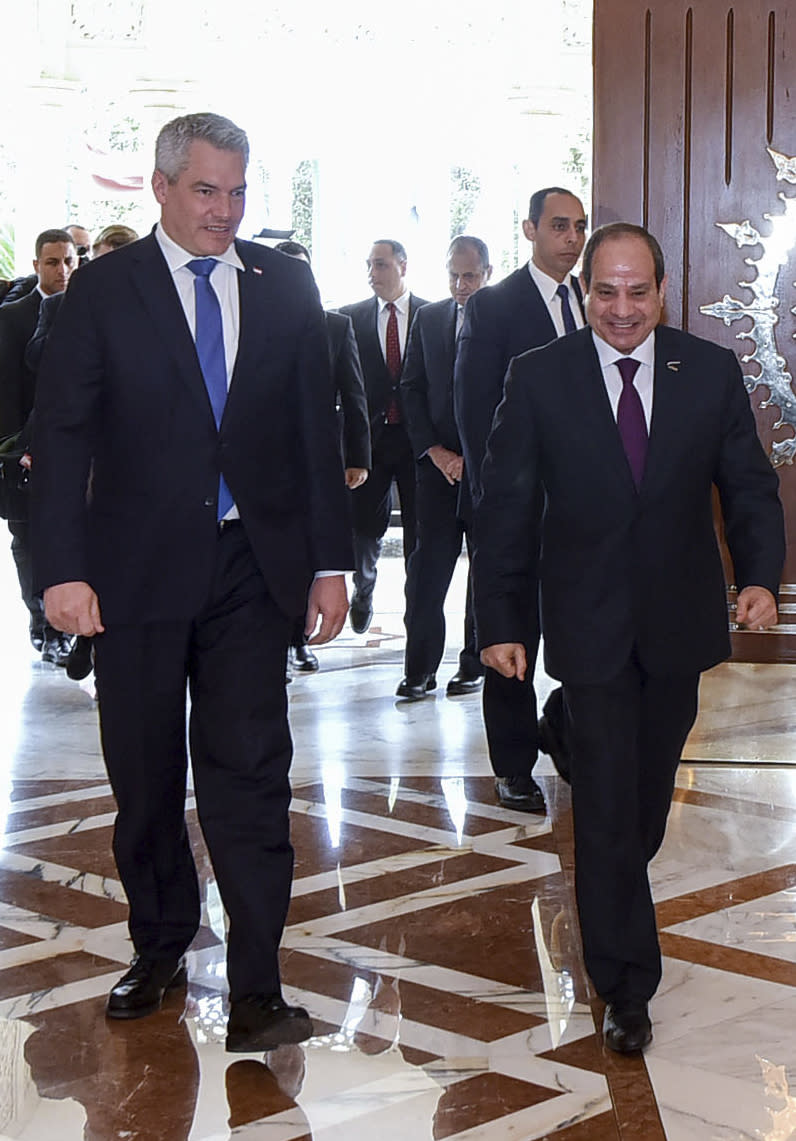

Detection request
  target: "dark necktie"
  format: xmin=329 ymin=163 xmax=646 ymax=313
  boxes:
xmin=556 ymin=282 xmax=577 ymax=335
xmin=615 ymin=356 xmax=647 ymax=488
xmin=186 ymin=258 xmax=234 ymax=519
xmin=385 ymin=301 xmax=402 ymax=424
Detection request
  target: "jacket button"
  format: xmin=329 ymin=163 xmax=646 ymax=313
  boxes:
xmin=204 ymin=496 xmax=215 ymax=507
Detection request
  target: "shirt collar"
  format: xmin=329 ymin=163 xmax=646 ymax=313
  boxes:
xmin=591 ymin=329 xmax=656 ymax=372
xmin=527 ymin=258 xmax=576 ymax=303
xmin=155 ymin=222 xmax=245 ymax=273
xmin=377 ymin=288 xmax=409 ymax=316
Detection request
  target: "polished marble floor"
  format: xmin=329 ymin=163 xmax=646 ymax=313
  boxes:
xmin=0 ymin=534 xmax=793 ymax=1139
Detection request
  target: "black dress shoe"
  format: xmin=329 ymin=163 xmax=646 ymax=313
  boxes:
xmin=494 ymin=774 xmax=546 ymax=813
xmin=395 ymin=675 xmax=436 ymax=701
xmin=538 ymin=713 xmax=571 ymax=784
xmin=446 ymin=669 xmax=484 ymax=696
xmin=106 ymin=955 xmax=187 ymax=1020
xmin=226 ymin=993 xmax=314 ymax=1052
xmin=66 ymin=635 xmax=94 ymax=680
xmin=603 ymin=1001 xmax=652 ymax=1054
xmin=41 ymin=632 xmax=74 ymax=667
xmin=349 ymin=593 xmax=373 ymax=635
xmin=291 ymin=644 xmax=319 ymax=672
xmin=29 ymin=624 xmax=44 ymax=653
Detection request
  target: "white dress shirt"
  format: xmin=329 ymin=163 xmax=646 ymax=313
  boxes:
xmin=377 ymin=288 xmax=411 ymax=360
xmin=592 ymin=330 xmax=656 ymax=428
xmin=528 ymin=260 xmax=585 ymax=337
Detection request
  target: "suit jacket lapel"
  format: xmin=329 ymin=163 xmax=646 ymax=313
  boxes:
xmin=643 ymin=327 xmax=689 ymax=492
xmin=570 ymin=331 xmax=639 ymax=493
xmin=129 ymin=234 xmax=212 ymax=418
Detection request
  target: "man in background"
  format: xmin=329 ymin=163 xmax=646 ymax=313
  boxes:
xmin=397 ymin=235 xmax=491 ymax=701
xmin=454 ymin=186 xmax=587 ymax=812
xmin=340 ymin=241 xmax=428 ymax=634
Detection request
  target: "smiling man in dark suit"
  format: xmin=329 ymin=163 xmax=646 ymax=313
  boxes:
xmin=340 ymin=241 xmax=428 ymax=634
xmin=31 ymin=113 xmax=353 ymax=1052
xmin=473 ymin=222 xmax=784 ymax=1053
xmin=397 ymin=235 xmax=492 ymax=701
xmin=454 ymin=187 xmax=587 ymax=813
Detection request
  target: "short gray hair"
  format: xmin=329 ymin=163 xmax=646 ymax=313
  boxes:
xmin=154 ymin=112 xmax=249 ymax=183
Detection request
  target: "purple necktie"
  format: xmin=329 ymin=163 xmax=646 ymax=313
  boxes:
xmin=615 ymin=357 xmax=647 ymax=488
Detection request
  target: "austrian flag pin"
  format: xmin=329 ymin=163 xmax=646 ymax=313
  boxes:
xmin=252 ymin=266 xmax=263 ymax=275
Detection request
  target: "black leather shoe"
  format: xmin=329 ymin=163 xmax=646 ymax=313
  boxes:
xmin=226 ymin=993 xmax=314 ymax=1052
xmin=603 ymin=1001 xmax=652 ymax=1054
xmin=29 ymin=623 xmax=44 ymax=653
xmin=41 ymin=632 xmax=74 ymax=667
xmin=446 ymin=670 xmax=484 ymax=696
xmin=395 ymin=675 xmax=436 ymax=701
xmin=494 ymin=774 xmax=546 ymax=813
xmin=291 ymin=644 xmax=319 ymax=672
xmin=538 ymin=713 xmax=571 ymax=784
xmin=350 ymin=593 xmax=373 ymax=635
xmin=106 ymin=955 xmax=187 ymax=1020
xmin=66 ymin=635 xmax=94 ymax=680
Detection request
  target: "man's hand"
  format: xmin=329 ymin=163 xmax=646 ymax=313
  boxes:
xmin=305 ymin=574 xmax=349 ymax=644
xmin=345 ymin=467 xmax=369 ymax=490
xmin=480 ymin=642 xmax=527 ymax=680
xmin=735 ymin=585 xmax=778 ymax=629
xmin=44 ymin=581 xmax=104 ymax=637
xmin=428 ymin=445 xmax=463 ymax=485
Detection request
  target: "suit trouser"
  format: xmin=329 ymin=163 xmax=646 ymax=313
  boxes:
xmin=564 ymin=656 xmax=699 ymax=1003
xmin=7 ymin=519 xmax=46 ymax=632
xmin=350 ymin=424 xmax=417 ymax=600
xmin=403 ymin=458 xmax=480 ymax=679
xmin=94 ymin=522 xmax=294 ymax=1002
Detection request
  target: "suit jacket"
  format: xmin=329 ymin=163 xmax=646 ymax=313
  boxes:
xmin=400 ymin=296 xmax=461 ymax=457
xmin=25 ymin=291 xmax=64 ymax=376
xmin=473 ymin=324 xmax=785 ymax=684
xmin=0 ymin=288 xmax=42 ymax=439
xmin=326 ymin=310 xmax=371 ymax=470
xmin=31 ymin=232 xmax=353 ymax=624
xmin=338 ymin=293 xmax=429 ymax=447
xmin=454 ymin=265 xmax=584 ymax=515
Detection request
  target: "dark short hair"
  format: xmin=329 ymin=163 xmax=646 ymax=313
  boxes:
xmin=447 ymin=235 xmax=490 ymax=271
xmin=371 ymin=239 xmax=407 ymax=263
xmin=528 ymin=187 xmax=580 ymax=226
xmin=582 ymin=222 xmax=666 ymax=288
xmin=275 ymin=239 xmax=311 ymax=262
xmin=155 ymin=112 xmax=249 ymax=183
xmin=35 ymin=229 xmax=74 ymax=258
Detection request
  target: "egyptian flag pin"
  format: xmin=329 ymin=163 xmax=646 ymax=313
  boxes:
xmin=666 ymin=361 xmax=680 ymax=371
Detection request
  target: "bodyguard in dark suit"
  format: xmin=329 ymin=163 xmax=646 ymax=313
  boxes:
xmin=474 ymin=223 xmax=784 ymax=1053
xmin=340 ymin=241 xmax=428 ymax=634
xmin=454 ymin=187 xmax=586 ymax=812
xmin=0 ymin=228 xmax=77 ymax=661
xmin=397 ymin=236 xmax=492 ymax=700
xmin=31 ymin=114 xmax=352 ymax=1053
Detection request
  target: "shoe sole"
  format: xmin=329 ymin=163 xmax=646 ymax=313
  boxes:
xmin=226 ymin=1013 xmax=314 ymax=1052
xmin=105 ymin=966 xmax=188 ymax=1020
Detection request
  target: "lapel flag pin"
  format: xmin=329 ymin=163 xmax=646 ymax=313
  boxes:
xmin=666 ymin=360 xmax=681 ymax=371
xmin=252 ymin=266 xmax=263 ymax=276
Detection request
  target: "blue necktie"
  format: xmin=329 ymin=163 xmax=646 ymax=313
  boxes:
xmin=186 ymin=258 xmax=234 ymax=520
xmin=556 ymin=282 xmax=577 ymax=335
xmin=616 ymin=357 xmax=648 ymax=488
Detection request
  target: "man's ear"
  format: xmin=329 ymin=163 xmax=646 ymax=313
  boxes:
xmin=521 ymin=218 xmax=536 ymax=244
xmin=151 ymin=169 xmax=168 ymax=206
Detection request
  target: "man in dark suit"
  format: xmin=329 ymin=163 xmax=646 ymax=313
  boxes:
xmin=454 ymin=187 xmax=586 ymax=812
xmin=31 ymin=113 xmax=353 ymax=1052
xmin=340 ymin=242 xmax=428 ymax=634
xmin=474 ymin=222 xmax=784 ymax=1053
xmin=275 ymin=239 xmax=371 ymax=672
xmin=397 ymin=235 xmax=492 ymax=700
xmin=0 ymin=228 xmax=77 ymax=662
